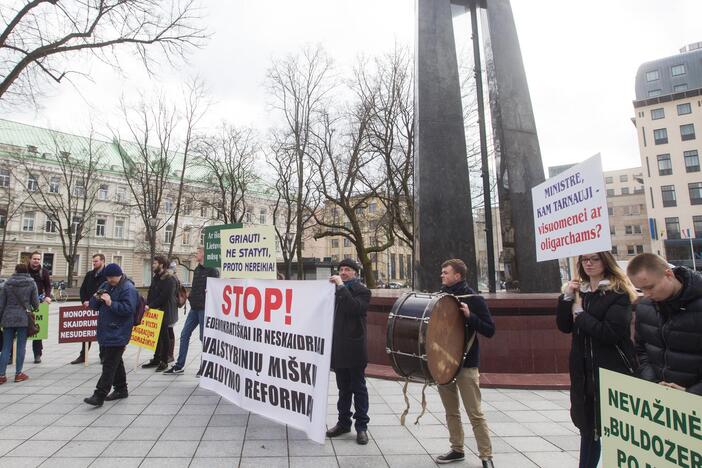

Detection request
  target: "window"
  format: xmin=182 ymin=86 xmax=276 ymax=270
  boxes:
xmin=114 ymin=218 xmax=125 ymax=239
xmin=259 ymin=208 xmax=267 ymax=225
xmin=182 ymin=228 xmax=191 ymax=245
xmin=646 ymin=70 xmax=660 ymax=81
xmin=650 ymin=108 xmax=665 ymax=120
xmin=627 ymin=245 xmax=635 ymax=256
xmin=631 ymin=205 xmax=642 ymax=216
xmin=98 ymin=184 xmax=108 ymax=200
xmin=606 ymin=189 xmax=615 ymax=197
xmin=657 ymin=154 xmax=672 ymax=175
xmin=636 ymin=245 xmax=644 ymax=254
xmin=369 ymin=203 xmax=377 ymax=213
xmin=183 ymin=200 xmax=192 ymax=215
xmin=665 ymin=217 xmax=681 ymax=240
xmin=681 ymin=124 xmax=696 ymax=141
xmin=677 ymin=103 xmax=692 ymax=115
xmin=634 ymin=225 xmax=642 ymax=234
xmin=689 ymin=182 xmax=702 ymax=205
xmin=622 ymin=206 xmax=631 ymax=216
xmin=685 ymin=150 xmax=700 ymax=172
xmin=343 ymin=238 xmax=350 ymax=247
xmin=661 ymin=185 xmax=677 ymax=207
xmin=71 ymin=216 xmax=82 ymax=235
xmin=610 ymin=226 xmax=616 ymax=235
xmin=0 ymin=208 xmax=5 ymax=228
xmin=27 ymin=174 xmax=38 ymax=192
xmin=390 ymin=253 xmax=396 ymax=279
xmin=620 ymin=175 xmax=628 ymax=182
xmin=605 ymin=176 xmax=613 ymax=184
xmin=625 ymin=225 xmax=633 ymax=235
xmin=648 ymin=89 xmax=662 ymax=98
xmin=331 ymin=239 xmax=339 ymax=248
xmin=73 ymin=181 xmax=85 ymax=197
xmin=115 ymin=187 xmax=127 ymax=203
xmin=621 ymin=187 xmax=630 ymax=195
xmin=44 ymin=218 xmax=58 ymax=233
xmin=112 ymin=255 xmax=123 ymax=266
xmin=671 ymin=64 xmax=686 ymax=77
xmin=165 ymin=225 xmax=174 ymax=243
xmin=607 ymin=207 xmax=614 ymax=216
xmin=674 ymin=84 xmax=688 ymax=93
xmin=96 ymin=218 xmax=106 ymax=237
xmin=49 ymin=177 xmax=60 ymax=193
xmin=0 ymin=169 xmax=9 ymax=188
xmin=22 ymin=212 xmax=35 ymax=231
xmin=200 ymin=206 xmax=208 ymax=217
xmin=164 ymin=198 xmax=174 ymax=214
xmin=612 ymin=245 xmax=618 ymax=255
xmin=694 ymin=216 xmax=702 ymax=238
xmin=653 ymin=128 xmax=668 ymax=145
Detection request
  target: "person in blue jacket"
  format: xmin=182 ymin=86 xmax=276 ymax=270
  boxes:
xmin=84 ymin=263 xmax=138 ymax=407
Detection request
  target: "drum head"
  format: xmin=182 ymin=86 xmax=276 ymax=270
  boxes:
xmin=425 ymin=296 xmax=465 ymax=385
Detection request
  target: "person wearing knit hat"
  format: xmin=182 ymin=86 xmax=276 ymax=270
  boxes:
xmin=103 ymin=263 xmax=123 ymax=277
xmin=326 ymin=259 xmax=371 ymax=445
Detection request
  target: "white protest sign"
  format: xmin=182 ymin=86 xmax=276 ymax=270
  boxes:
xmin=220 ymin=225 xmax=277 ymax=279
xmin=200 ymin=278 xmax=335 ymax=443
xmin=532 ymin=154 xmax=611 ymax=262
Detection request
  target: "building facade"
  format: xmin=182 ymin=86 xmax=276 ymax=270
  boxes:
xmin=633 ymin=44 xmax=702 ymax=269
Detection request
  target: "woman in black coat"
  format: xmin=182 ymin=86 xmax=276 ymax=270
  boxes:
xmin=556 ymin=251 xmax=637 ymax=468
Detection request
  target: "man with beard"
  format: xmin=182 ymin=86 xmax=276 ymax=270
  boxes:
xmin=27 ymin=251 xmax=51 ymax=364
xmin=72 ymin=253 xmax=106 ymax=364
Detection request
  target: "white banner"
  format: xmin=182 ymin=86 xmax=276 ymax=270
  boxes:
xmin=532 ymin=154 xmax=612 ymax=261
xmin=200 ymin=278 xmax=335 ymax=443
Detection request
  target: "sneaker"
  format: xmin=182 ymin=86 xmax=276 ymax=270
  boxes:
xmin=436 ymin=450 xmax=465 ymax=464
xmin=155 ymin=361 xmax=168 ymax=372
xmin=141 ymin=359 xmax=159 ymax=369
xmin=0 ymin=376 xmax=6 ymax=385
xmin=14 ymin=373 xmax=29 ymax=383
xmin=163 ymin=366 xmax=184 ymax=375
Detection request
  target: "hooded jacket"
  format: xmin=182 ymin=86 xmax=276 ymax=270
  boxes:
xmin=0 ymin=273 xmax=40 ymax=328
xmin=634 ymin=266 xmax=702 ymax=395
xmin=89 ymin=276 xmax=138 ymax=347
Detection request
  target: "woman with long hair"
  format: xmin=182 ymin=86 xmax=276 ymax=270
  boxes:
xmin=557 ymin=251 xmax=637 ymax=468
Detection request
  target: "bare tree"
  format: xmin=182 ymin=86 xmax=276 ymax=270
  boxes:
xmin=0 ymin=0 xmax=207 ymax=107
xmin=0 ymin=160 xmax=27 ymax=272
xmin=267 ymin=46 xmax=333 ymax=278
xmin=18 ymin=132 xmax=102 ymax=286
xmin=193 ymin=124 xmax=258 ymax=225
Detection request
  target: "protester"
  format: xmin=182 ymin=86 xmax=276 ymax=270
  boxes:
xmin=434 ymin=259 xmax=495 ymax=467
xmin=27 ymin=251 xmax=51 ymax=363
xmin=84 ymin=263 xmax=138 ymax=406
xmin=73 ymin=253 xmax=106 ymax=364
xmin=0 ymin=264 xmax=39 ymax=384
xmin=557 ymin=252 xmax=637 ymax=468
xmin=165 ymin=247 xmax=219 ymax=376
xmin=325 ymin=259 xmax=371 ymax=445
xmin=627 ymin=253 xmax=702 ymax=395
xmin=142 ymin=255 xmax=178 ymax=372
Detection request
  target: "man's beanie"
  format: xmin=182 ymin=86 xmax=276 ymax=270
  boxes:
xmin=338 ymin=258 xmax=360 ymax=272
xmin=103 ymin=263 xmax=123 ymax=277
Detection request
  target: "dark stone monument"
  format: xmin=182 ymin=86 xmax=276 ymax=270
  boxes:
xmin=414 ymin=0 xmax=562 ymax=293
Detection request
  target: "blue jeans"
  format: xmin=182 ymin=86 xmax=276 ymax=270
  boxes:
xmin=579 ymin=434 xmax=601 ymax=468
xmin=175 ymin=308 xmax=205 ymax=369
xmin=0 ymin=327 xmax=28 ymax=376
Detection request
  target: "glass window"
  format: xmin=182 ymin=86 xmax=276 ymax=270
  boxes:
xmin=98 ymin=184 xmax=108 ymax=200
xmin=665 ymin=217 xmax=681 ymax=240
xmin=661 ymin=185 xmax=677 ymax=207
xmin=369 ymin=203 xmax=377 ymax=213
xmin=685 ymin=150 xmax=700 ymax=173
xmin=331 ymin=239 xmax=339 ymax=248
xmin=621 ymin=187 xmax=630 ymax=195
xmin=164 ymin=198 xmax=174 ymax=214
xmin=694 ymin=216 xmax=702 ymax=238
xmin=96 ymin=218 xmax=106 ymax=237
xmin=27 ymin=174 xmax=38 ymax=192
xmin=631 ymin=205 xmax=642 ymax=216
xmin=636 ymin=245 xmax=644 ymax=254
xmin=399 ymin=253 xmax=405 ymax=279
xmin=622 ymin=206 xmax=631 ymax=216
xmin=674 ymin=84 xmax=688 ymax=93
xmin=653 ymin=128 xmax=668 ymax=144
xmin=44 ymin=218 xmax=58 ymax=233
xmin=651 ymin=108 xmax=665 ymax=120
xmin=182 ymin=228 xmax=191 ymax=245
xmin=625 ymin=225 xmax=633 ymax=235
xmin=114 ymin=218 xmax=125 ymax=239
xmin=605 ymin=176 xmax=613 ymax=184
xmin=620 ymin=175 xmax=628 ymax=182
xmin=115 ymin=186 xmax=127 ymax=203
xmin=259 ymin=208 xmax=267 ymax=225
xmin=607 ymin=207 xmax=614 ymax=216
xmin=49 ymin=177 xmax=60 ymax=193
xmin=689 ymin=182 xmax=702 ymax=205
xmin=627 ymin=245 xmax=635 ymax=255
xmin=677 ymin=103 xmax=692 ymax=115
xmin=671 ymin=64 xmax=686 ymax=76
xmin=73 ymin=181 xmax=85 ymax=197
xmin=71 ymin=216 xmax=82 ymax=235
xmin=0 ymin=169 xmax=9 ymax=188
xmin=0 ymin=208 xmax=6 ymax=228
xmin=165 ymin=225 xmax=174 ymax=243
xmin=634 ymin=225 xmax=642 ymax=234
xmin=22 ymin=212 xmax=35 ymax=231
xmin=200 ymin=205 xmax=208 ymax=217
xmin=606 ymin=189 xmax=615 ymax=197
xmin=657 ymin=154 xmax=672 ymax=176
xmin=612 ymin=245 xmax=618 ymax=255
xmin=646 ymin=70 xmax=660 ymax=81
xmin=610 ymin=225 xmax=616 ymax=235
xmin=681 ymin=124 xmax=696 ymax=141
xmin=648 ymin=89 xmax=662 ymax=98
xmin=343 ymin=238 xmax=350 ymax=247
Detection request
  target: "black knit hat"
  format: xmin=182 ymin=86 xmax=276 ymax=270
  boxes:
xmin=338 ymin=258 xmax=360 ymax=272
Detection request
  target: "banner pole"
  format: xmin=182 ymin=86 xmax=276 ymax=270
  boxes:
xmin=84 ymin=342 xmax=89 ymax=367
xmin=134 ymin=348 xmax=141 ymax=371
xmin=11 ymin=338 xmax=16 ymax=365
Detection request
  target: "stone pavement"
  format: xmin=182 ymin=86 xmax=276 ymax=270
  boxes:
xmin=0 ymin=302 xmax=581 ymax=467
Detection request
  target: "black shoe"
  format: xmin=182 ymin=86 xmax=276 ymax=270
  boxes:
xmin=155 ymin=361 xmax=168 ymax=372
xmin=84 ymin=394 xmax=104 ymax=407
xmin=70 ymin=356 xmax=85 ymax=365
xmin=141 ymin=359 xmax=159 ymax=369
xmin=482 ymin=460 xmax=495 ymax=468
xmin=325 ymin=425 xmax=351 ymax=438
xmin=163 ymin=366 xmax=184 ymax=375
xmin=356 ymin=430 xmax=368 ymax=445
xmin=34 ymin=356 xmax=41 ymax=364
xmin=436 ymin=450 xmax=465 ymax=464
xmin=105 ymin=390 xmax=128 ymax=401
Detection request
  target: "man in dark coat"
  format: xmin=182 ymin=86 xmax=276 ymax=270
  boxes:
xmin=84 ymin=263 xmax=138 ymax=406
xmin=435 ymin=259 xmax=496 ymax=467
xmin=628 ymin=253 xmax=702 ymax=395
xmin=142 ymin=255 xmax=178 ymax=372
xmin=27 ymin=251 xmax=51 ymax=363
xmin=325 ymin=258 xmax=371 ymax=445
xmin=72 ymin=253 xmax=106 ymax=364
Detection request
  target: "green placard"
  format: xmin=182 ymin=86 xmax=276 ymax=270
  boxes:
xmin=30 ymin=302 xmax=49 ymax=340
xmin=204 ymin=223 xmax=242 ymax=268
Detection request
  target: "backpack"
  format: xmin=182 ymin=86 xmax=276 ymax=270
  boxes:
xmin=175 ymin=277 xmax=187 ymax=308
xmin=134 ymin=294 xmax=147 ymax=327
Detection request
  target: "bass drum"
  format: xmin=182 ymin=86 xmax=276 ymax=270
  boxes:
xmin=386 ymin=292 xmax=466 ymax=385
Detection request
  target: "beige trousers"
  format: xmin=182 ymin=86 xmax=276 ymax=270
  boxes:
xmin=437 ymin=367 xmax=492 ymax=459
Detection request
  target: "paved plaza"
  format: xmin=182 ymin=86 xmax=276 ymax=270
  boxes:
xmin=0 ymin=302 xmax=581 ymax=467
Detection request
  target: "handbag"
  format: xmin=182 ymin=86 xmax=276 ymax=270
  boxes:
xmin=7 ymin=286 xmax=39 ymax=336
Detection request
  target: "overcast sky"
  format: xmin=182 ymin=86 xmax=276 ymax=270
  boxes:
xmin=2 ymin=0 xmax=701 ymax=172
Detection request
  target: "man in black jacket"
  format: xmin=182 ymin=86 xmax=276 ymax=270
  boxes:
xmin=435 ymin=259 xmax=495 ymax=467
xmin=164 ymin=247 xmax=219 ymax=376
xmin=72 ymin=253 xmax=106 ymax=364
xmin=325 ymin=258 xmax=371 ymax=445
xmin=142 ymin=255 xmax=177 ymax=372
xmin=27 ymin=251 xmax=51 ymax=363
xmin=627 ymin=253 xmax=702 ymax=395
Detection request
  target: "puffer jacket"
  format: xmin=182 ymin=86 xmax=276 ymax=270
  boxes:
xmin=635 ymin=266 xmax=702 ymax=395
xmin=0 ymin=273 xmax=39 ymax=328
xmin=89 ymin=276 xmax=138 ymax=347
xmin=147 ymin=269 xmax=178 ymax=326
